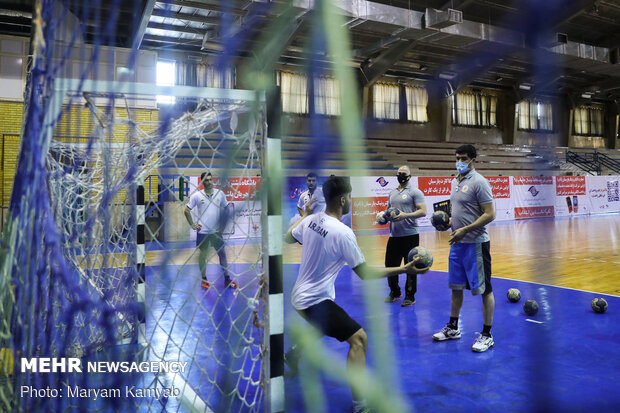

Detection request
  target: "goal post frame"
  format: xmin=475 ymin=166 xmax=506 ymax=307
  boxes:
xmin=41 ymin=78 xmax=284 ymax=412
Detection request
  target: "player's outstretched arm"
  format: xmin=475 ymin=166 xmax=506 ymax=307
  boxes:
xmin=352 ymin=258 xmax=429 ymax=280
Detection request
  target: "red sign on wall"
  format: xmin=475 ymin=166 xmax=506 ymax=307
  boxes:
xmin=213 ymin=177 xmax=261 ymax=201
xmin=418 ymin=177 xmax=453 ymax=196
xmin=487 ymin=176 xmax=510 ymax=198
xmin=514 ymin=206 xmax=555 ymax=219
xmin=352 ymin=196 xmax=389 ymax=230
xmin=555 ymin=176 xmax=586 ymax=196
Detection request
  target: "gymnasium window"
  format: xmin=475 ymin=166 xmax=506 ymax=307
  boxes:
xmin=517 ymin=99 xmax=553 ymax=132
xmin=573 ymin=105 xmax=604 ymax=136
xmin=277 ymin=71 xmax=309 ymax=114
xmin=175 ymin=62 xmax=235 ymax=89
xmin=156 ymin=60 xmax=175 ymax=104
xmin=314 ymin=76 xmax=341 ymax=116
xmin=452 ymin=91 xmax=497 ymax=127
xmin=405 ymin=85 xmax=429 ymax=122
xmin=373 ymin=82 xmax=400 ymax=120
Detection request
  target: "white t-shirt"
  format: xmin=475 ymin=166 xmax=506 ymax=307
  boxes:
xmin=297 ymin=187 xmax=326 ymax=214
xmin=186 ymin=189 xmax=228 ymax=234
xmin=290 ymin=212 xmax=365 ymax=310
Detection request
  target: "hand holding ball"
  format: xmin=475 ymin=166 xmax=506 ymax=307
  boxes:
xmin=407 ymin=246 xmax=434 ymax=269
xmin=385 ymin=208 xmax=401 ymax=221
xmin=376 ymin=211 xmax=388 ymax=225
xmin=431 ymin=210 xmax=450 ymax=231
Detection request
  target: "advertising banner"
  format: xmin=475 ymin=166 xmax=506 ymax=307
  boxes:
xmin=587 ymin=176 xmax=620 ymax=214
xmin=418 ymin=177 xmax=453 ymax=227
xmin=350 ymin=175 xmax=399 ymax=230
xmin=183 ymin=174 xmax=620 ymax=239
xmin=511 ymin=176 xmax=555 ymax=219
xmin=488 ymin=176 xmax=513 ymax=221
xmin=554 ymin=176 xmax=589 ymax=216
xmin=187 ymin=176 xmax=262 ymax=240
xmin=285 ymin=176 xmax=352 ymax=229
xmin=284 ymin=176 xmax=309 ymax=227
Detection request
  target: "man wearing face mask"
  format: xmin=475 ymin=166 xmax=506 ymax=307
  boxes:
xmin=285 ymin=175 xmax=429 ymax=413
xmin=384 ymin=165 xmax=427 ymax=306
xmin=432 ymin=144 xmax=496 ymax=353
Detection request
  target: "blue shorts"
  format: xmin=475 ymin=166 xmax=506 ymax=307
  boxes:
xmin=448 ymin=241 xmax=492 ymax=295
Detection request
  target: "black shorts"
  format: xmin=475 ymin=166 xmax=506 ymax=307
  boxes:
xmin=385 ymin=234 xmax=420 ymax=267
xmin=297 ymin=300 xmax=362 ymax=342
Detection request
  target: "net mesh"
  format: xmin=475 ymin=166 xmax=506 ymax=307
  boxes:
xmin=4 ymin=91 xmax=267 ymax=413
xmin=0 ymin=0 xmax=268 ymax=409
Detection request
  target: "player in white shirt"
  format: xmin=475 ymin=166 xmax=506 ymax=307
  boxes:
xmin=289 ymin=172 xmax=327 ymax=227
xmin=184 ymin=171 xmax=238 ymax=290
xmin=297 ymin=172 xmax=326 ymax=216
xmin=285 ymin=175 xmax=429 ymax=413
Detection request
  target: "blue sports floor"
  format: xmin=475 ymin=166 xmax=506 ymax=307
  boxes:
xmin=145 ymin=263 xmax=263 ymax=413
xmin=54 ymin=220 xmax=618 ymax=412
xmin=283 ymin=264 xmax=620 ymax=413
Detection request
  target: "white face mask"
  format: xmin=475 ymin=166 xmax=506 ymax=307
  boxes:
xmin=456 ymin=161 xmax=471 ymax=174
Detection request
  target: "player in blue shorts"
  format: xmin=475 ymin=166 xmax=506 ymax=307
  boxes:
xmin=432 ymin=145 xmax=496 ymax=352
xmin=285 ymin=176 xmax=429 ymax=413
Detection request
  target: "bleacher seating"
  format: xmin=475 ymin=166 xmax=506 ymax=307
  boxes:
xmin=164 ymin=134 xmax=619 ymax=177
xmin=364 ymin=138 xmax=567 ymax=176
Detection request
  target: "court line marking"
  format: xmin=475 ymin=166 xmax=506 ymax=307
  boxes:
xmin=495 ymin=275 xmax=620 ymax=299
xmin=166 ymin=372 xmax=214 ymax=413
xmin=525 ymin=319 xmax=543 ymax=324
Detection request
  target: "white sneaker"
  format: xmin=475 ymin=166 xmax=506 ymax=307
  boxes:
xmin=432 ymin=325 xmax=461 ymax=341
xmin=472 ymin=334 xmax=494 ymax=352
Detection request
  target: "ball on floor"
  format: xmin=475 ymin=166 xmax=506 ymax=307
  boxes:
xmin=407 ymin=246 xmax=433 ymax=269
xmin=507 ymin=288 xmax=521 ymax=303
xmin=523 ymin=299 xmax=539 ymax=316
xmin=591 ymin=297 xmax=608 ymax=314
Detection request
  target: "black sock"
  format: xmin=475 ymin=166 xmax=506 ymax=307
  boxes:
xmin=449 ymin=317 xmax=458 ymax=329
xmin=482 ymin=324 xmax=492 ymax=337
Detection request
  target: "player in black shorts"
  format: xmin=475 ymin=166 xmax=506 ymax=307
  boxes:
xmin=285 ymin=176 xmax=429 ymax=413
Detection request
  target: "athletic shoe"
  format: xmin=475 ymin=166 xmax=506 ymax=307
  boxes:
xmin=432 ymin=325 xmax=461 ymax=341
xmin=201 ymin=280 xmax=210 ymax=289
xmin=472 ymin=334 xmax=494 ymax=352
xmin=224 ymin=279 xmax=238 ymax=289
xmin=401 ymin=297 xmax=416 ymax=307
xmin=384 ymin=292 xmax=402 ymax=303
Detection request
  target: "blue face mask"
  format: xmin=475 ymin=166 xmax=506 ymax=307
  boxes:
xmin=456 ymin=161 xmax=471 ymax=174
